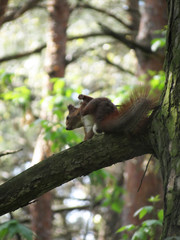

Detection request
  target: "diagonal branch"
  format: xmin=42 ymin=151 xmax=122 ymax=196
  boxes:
xmin=99 ymin=23 xmax=153 ymax=54
xmin=98 ymin=55 xmax=135 ymax=75
xmin=0 ymin=44 xmax=46 ymax=63
xmin=0 ymin=0 xmax=9 ymax=26
xmin=0 ymin=148 xmax=22 ymax=157
xmin=65 ymin=41 xmax=117 ymax=65
xmin=75 ymin=3 xmax=132 ymax=30
xmin=68 ymin=26 xmax=153 ymax=55
xmin=0 ymin=132 xmax=153 ymax=216
xmin=68 ymin=32 xmax=108 ymax=41
xmin=0 ymin=0 xmax=42 ymax=26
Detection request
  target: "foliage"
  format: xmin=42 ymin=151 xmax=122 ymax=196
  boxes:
xmin=0 ymin=220 xmax=34 ymax=240
xmin=38 ymin=77 xmax=84 ymax=150
xmin=91 ymin=169 xmax=125 ymax=213
xmin=149 ymin=71 xmax=165 ymax=91
xmin=117 ymin=195 xmax=163 ymax=240
xmin=151 ymin=28 xmax=166 ymax=51
xmin=0 ymin=0 xmax=168 ymax=239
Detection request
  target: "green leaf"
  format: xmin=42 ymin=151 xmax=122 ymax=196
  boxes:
xmin=157 ymin=209 xmax=164 ymax=222
xmin=111 ymin=202 xmax=122 ymax=213
xmin=142 ymin=219 xmax=162 ymax=227
xmin=151 ymin=38 xmax=166 ymax=51
xmin=132 ymin=228 xmax=147 ymax=240
xmin=134 ymin=206 xmax=153 ymax=219
xmin=0 ymin=222 xmax=9 ymax=238
xmin=17 ymin=223 xmax=34 ymax=240
xmin=0 ymin=220 xmax=34 ymax=240
xmin=116 ymin=224 xmax=136 ymax=233
xmin=148 ymin=195 xmax=161 ymax=203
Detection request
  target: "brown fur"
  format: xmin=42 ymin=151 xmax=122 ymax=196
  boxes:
xmin=66 ymin=95 xmax=94 ymax=140
xmin=66 ymin=88 xmax=159 ymax=140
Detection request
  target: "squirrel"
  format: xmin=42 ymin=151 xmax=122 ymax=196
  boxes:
xmin=66 ymin=87 xmax=159 ymax=140
xmin=66 ymin=95 xmax=95 ymax=140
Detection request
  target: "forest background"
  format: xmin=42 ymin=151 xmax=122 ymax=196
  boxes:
xmin=0 ymin=0 xmax=168 ymax=240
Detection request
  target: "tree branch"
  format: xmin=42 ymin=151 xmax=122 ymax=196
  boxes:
xmin=68 ymin=32 xmax=108 ymax=41
xmin=0 ymin=132 xmax=153 ymax=216
xmin=99 ymin=23 xmax=153 ymax=54
xmin=68 ymin=26 xmax=153 ymax=55
xmin=0 ymin=0 xmax=8 ymax=26
xmin=98 ymin=55 xmax=135 ymax=75
xmin=75 ymin=3 xmax=132 ymax=30
xmin=0 ymin=148 xmax=22 ymax=157
xmin=65 ymin=41 xmax=116 ymax=65
xmin=0 ymin=44 xmax=46 ymax=63
xmin=0 ymin=0 xmax=42 ymax=26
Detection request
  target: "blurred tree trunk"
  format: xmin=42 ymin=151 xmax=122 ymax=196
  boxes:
xmin=29 ymin=1 xmax=69 ymax=240
xmin=100 ymin=164 xmax=124 ymax=240
xmin=123 ymin=0 xmax=167 ymax=228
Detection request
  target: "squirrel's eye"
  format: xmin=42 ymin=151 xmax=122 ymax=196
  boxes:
xmin=66 ymin=116 xmax=69 ymax=120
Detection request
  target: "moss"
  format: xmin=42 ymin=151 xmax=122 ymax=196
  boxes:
xmin=166 ymin=192 xmax=173 ymax=215
xmin=175 ymin=158 xmax=180 ymax=174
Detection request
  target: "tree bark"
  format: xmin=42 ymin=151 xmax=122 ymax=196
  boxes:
xmin=0 ymin=132 xmax=152 ymax=216
xmin=150 ymin=0 xmax=180 ymax=238
xmin=122 ymin=0 xmax=167 ymax=231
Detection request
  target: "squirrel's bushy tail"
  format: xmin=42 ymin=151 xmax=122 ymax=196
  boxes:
xmin=101 ymin=87 xmax=159 ymax=134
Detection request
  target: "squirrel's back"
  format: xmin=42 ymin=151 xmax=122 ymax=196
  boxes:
xmin=100 ymin=87 xmax=159 ymax=134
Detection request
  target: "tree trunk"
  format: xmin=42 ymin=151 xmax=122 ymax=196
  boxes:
xmin=123 ymin=0 xmax=167 ymax=229
xmin=29 ymin=1 xmax=69 ymax=239
xmin=150 ymin=0 xmax=180 ymax=238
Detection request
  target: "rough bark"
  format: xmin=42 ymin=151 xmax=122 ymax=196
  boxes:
xmin=0 ymin=132 xmax=152 ymax=216
xmin=122 ymin=0 xmax=167 ymax=231
xmin=150 ymin=0 xmax=180 ymax=238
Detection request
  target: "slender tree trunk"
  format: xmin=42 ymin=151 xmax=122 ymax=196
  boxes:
xmin=29 ymin=1 xmax=69 ymax=239
xmin=123 ymin=0 xmax=167 ymax=229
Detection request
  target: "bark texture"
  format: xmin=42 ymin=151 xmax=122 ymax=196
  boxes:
xmin=150 ymin=0 xmax=180 ymax=238
xmin=123 ymin=0 xmax=167 ymax=229
xmin=0 ymin=132 xmax=152 ymax=216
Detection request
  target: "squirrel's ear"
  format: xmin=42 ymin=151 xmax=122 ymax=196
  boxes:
xmin=67 ymin=104 xmax=76 ymax=112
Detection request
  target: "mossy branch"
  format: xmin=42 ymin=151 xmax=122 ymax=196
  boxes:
xmin=0 ymin=132 xmax=152 ymax=216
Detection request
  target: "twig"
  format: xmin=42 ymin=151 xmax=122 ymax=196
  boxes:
xmin=0 ymin=44 xmax=46 ymax=63
xmin=137 ymin=155 xmax=153 ymax=192
xmin=75 ymin=3 xmax=132 ymax=30
xmin=0 ymin=0 xmax=42 ymax=26
xmin=0 ymin=148 xmax=23 ymax=157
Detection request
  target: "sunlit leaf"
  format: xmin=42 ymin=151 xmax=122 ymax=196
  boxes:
xmin=142 ymin=219 xmax=162 ymax=227
xmin=132 ymin=228 xmax=147 ymax=240
xmin=157 ymin=209 xmax=164 ymax=222
xmin=148 ymin=195 xmax=161 ymax=203
xmin=134 ymin=206 xmax=153 ymax=219
xmin=116 ymin=224 xmax=136 ymax=233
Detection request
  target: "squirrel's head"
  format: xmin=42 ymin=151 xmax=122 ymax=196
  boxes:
xmin=66 ymin=104 xmax=83 ymax=130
